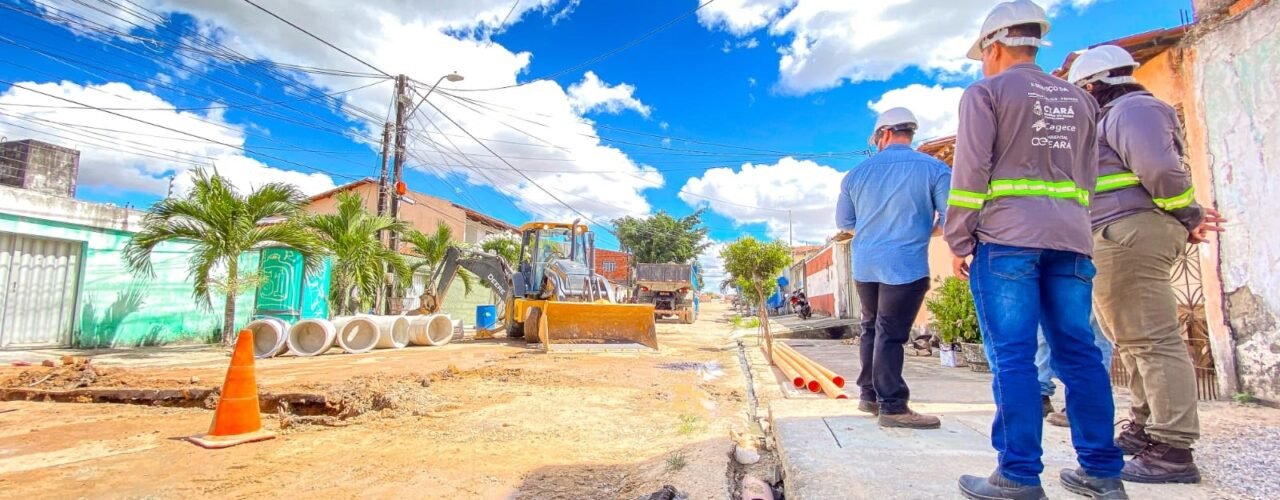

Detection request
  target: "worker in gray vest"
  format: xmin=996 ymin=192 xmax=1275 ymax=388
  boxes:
xmin=1066 ymin=44 xmax=1227 ymax=485
xmin=945 ymin=2 xmax=1126 ymax=498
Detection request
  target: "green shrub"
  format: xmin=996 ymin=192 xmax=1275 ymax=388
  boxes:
xmin=926 ymin=276 xmax=981 ymax=345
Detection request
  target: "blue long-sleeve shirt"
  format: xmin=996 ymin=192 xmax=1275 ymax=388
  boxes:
xmin=836 ymin=144 xmax=951 ymax=285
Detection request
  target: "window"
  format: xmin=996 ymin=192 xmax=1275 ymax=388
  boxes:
xmin=603 ymin=261 xmax=616 ymax=273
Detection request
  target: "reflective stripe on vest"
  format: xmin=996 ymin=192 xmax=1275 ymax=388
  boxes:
xmin=1097 ymin=173 xmax=1195 ymax=211
xmin=1154 ymin=186 xmax=1195 ymax=211
xmin=1096 ymin=172 xmax=1141 ymax=193
xmin=948 ymin=179 xmax=1089 ymax=210
xmin=948 ymin=189 xmax=987 ymax=209
xmin=989 ymin=179 xmax=1089 ymax=206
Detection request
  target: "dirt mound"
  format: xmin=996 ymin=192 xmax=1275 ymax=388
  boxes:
xmin=0 ymin=360 xmax=192 ymax=391
xmin=294 ymin=374 xmax=441 ymax=420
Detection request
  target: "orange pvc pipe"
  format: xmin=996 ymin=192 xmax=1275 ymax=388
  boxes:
xmin=776 ymin=343 xmax=847 ymax=389
xmin=772 ymin=350 xmax=806 ymax=389
xmin=774 ymin=347 xmax=821 ymax=393
xmin=778 ymin=346 xmax=847 ymax=399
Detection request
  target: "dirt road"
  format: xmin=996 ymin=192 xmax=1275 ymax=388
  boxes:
xmin=0 ymin=302 xmax=754 ymax=499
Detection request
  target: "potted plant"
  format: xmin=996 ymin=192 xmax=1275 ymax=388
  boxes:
xmin=926 ymin=277 xmax=987 ymax=372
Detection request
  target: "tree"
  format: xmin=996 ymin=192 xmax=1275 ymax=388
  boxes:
xmin=479 ymin=231 xmax=521 ymax=266
xmin=613 ymin=210 xmax=710 ymax=264
xmin=404 ymin=221 xmax=475 ymax=297
xmin=305 ymin=192 xmax=409 ymax=315
xmin=124 ymin=169 xmax=321 ymax=344
xmin=721 ymin=236 xmax=790 ymax=356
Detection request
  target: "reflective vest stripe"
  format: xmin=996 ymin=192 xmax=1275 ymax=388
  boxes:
xmin=1096 ymin=172 xmax=1141 ymax=193
xmin=948 ymin=189 xmax=987 ymax=210
xmin=1154 ymin=186 xmax=1195 ymax=211
xmin=988 ymin=179 xmax=1090 ymax=206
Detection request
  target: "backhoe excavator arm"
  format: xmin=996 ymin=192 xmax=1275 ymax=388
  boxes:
xmin=414 ymin=246 xmax=514 ymax=315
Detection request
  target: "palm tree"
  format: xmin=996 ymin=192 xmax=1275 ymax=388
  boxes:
xmin=305 ymin=191 xmax=410 ymax=316
xmin=124 ymin=169 xmax=321 ymax=344
xmin=404 ymin=222 xmax=475 ymax=297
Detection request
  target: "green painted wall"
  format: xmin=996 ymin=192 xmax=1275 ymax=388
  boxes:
xmin=254 ymin=247 xmax=331 ymax=323
xmin=0 ymin=213 xmax=258 ymax=348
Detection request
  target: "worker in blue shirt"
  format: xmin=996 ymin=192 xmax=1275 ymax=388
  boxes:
xmin=835 ymin=107 xmax=951 ymax=430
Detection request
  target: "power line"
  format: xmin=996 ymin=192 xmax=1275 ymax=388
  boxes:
xmin=0 ymin=79 xmax=385 ymax=112
xmin=0 ymin=79 xmax=363 ymax=181
xmin=240 ymin=0 xmax=394 ymax=78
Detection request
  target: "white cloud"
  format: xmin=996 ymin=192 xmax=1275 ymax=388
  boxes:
xmin=697 ymin=0 xmax=796 ymax=36
xmin=27 ymin=0 xmax=662 ymax=222
xmin=550 ymin=0 xmax=582 ymax=25
xmin=0 ymin=81 xmax=336 ymax=197
xmin=697 ymin=0 xmax=1096 ymax=94
xmin=699 ymin=240 xmax=730 ymax=290
xmin=680 ymin=157 xmax=844 ymax=243
xmin=567 ymin=71 xmax=652 ymax=117
xmin=868 ymin=84 xmax=964 ymax=141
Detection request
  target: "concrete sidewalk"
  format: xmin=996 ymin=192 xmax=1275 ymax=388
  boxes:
xmin=764 ymin=340 xmax=1219 ymax=499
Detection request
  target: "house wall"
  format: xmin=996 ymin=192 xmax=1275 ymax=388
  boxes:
xmin=1193 ymin=0 xmax=1280 ymax=401
xmin=594 ymin=248 xmax=631 ymax=285
xmin=305 ymin=182 xmax=469 ymax=250
xmin=0 ymin=186 xmax=256 ymax=348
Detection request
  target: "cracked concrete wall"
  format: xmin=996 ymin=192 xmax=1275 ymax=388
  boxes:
xmin=1196 ymin=0 xmax=1280 ymax=401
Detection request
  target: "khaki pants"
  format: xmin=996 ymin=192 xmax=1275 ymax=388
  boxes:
xmin=1093 ymin=210 xmax=1200 ymax=448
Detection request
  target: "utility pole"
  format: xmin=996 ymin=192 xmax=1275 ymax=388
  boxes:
xmin=375 ymin=121 xmax=391 ymax=242
xmin=384 ymin=74 xmax=410 ymax=314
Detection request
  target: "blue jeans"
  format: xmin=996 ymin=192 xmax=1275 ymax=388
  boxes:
xmin=1037 ymin=316 xmax=1112 ymax=397
xmin=971 ymin=243 xmax=1123 ymax=485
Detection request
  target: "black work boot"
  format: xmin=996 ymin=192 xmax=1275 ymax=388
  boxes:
xmin=1114 ymin=419 xmax=1153 ymax=455
xmin=858 ymin=399 xmax=880 ymax=416
xmin=1042 ymin=395 xmax=1055 ymax=417
xmin=1060 ymin=468 xmax=1128 ymax=499
xmin=959 ymin=470 xmax=1047 ymax=500
xmin=1121 ymin=442 xmax=1201 ymax=484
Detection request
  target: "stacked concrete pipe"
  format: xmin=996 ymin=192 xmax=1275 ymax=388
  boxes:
xmin=371 ymin=315 xmax=411 ymax=349
xmin=287 ymin=319 xmax=336 ymax=357
xmin=332 ymin=315 xmax=380 ymax=354
xmin=408 ymin=314 xmax=455 ymax=346
xmin=247 ymin=317 xmax=290 ymax=359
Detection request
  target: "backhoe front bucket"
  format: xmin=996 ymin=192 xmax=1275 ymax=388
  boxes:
xmin=537 ymin=302 xmax=658 ymax=350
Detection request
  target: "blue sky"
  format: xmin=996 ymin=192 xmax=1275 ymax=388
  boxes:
xmin=0 ymin=0 xmax=1191 ymax=278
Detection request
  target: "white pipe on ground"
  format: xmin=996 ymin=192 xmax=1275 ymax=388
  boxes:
xmin=287 ymin=319 xmax=336 ymax=357
xmin=371 ymin=315 xmax=411 ymax=349
xmin=408 ymin=314 xmax=455 ymax=346
xmin=332 ymin=315 xmax=380 ymax=354
xmin=248 ymin=318 xmax=289 ymax=359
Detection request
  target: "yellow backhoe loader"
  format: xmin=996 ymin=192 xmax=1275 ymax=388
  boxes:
xmin=413 ymin=220 xmax=657 ymax=351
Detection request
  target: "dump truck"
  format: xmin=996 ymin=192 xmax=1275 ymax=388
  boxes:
xmin=413 ymin=221 xmax=657 ymax=350
xmin=633 ymin=263 xmax=700 ymax=324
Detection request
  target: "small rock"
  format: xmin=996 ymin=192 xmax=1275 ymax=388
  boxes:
xmin=11 ymin=361 xmax=31 ymax=367
xmin=734 ymin=444 xmax=761 ymax=465
xmin=740 ymin=475 xmax=774 ymax=500
xmin=189 ymin=376 xmax=200 ymax=384
xmin=60 ymin=355 xmax=77 ymax=366
xmin=41 ymin=359 xmax=56 ymax=367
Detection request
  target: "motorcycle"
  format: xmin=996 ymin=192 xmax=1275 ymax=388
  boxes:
xmin=789 ymin=289 xmax=812 ymax=320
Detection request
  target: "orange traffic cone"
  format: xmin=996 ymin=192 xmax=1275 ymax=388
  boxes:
xmin=187 ymin=329 xmax=275 ymax=449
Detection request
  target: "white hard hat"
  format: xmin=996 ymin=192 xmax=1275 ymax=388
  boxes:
xmin=967 ymin=0 xmax=1052 ymax=60
xmin=873 ymin=107 xmax=918 ymax=132
xmin=1066 ymin=45 xmax=1140 ymax=86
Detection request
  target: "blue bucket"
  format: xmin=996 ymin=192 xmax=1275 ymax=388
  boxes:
xmin=476 ymin=305 xmax=498 ymax=330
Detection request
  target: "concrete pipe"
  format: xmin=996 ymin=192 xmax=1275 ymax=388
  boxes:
xmin=332 ymin=315 xmax=380 ymax=354
xmin=287 ymin=319 xmax=336 ymax=357
xmin=372 ymin=315 xmax=411 ymax=349
xmin=248 ymin=318 xmax=289 ymax=359
xmin=408 ymin=314 xmax=455 ymax=347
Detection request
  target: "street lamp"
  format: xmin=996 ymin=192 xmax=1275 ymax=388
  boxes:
xmin=408 ymin=72 xmax=463 ymax=116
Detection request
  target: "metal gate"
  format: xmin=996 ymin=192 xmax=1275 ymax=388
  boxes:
xmin=0 ymin=232 xmax=82 ymax=348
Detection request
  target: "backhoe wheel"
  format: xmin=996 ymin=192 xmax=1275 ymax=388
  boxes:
xmin=507 ymin=321 xmax=526 ymax=339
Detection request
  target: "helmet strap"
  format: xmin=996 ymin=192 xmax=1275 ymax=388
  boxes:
xmin=981 ymin=28 xmax=1050 ymax=52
